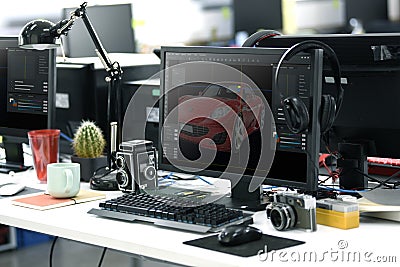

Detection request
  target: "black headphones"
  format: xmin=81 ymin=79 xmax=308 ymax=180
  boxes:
xmin=241 ymin=30 xmax=282 ymax=47
xmin=242 ymin=30 xmax=344 ymax=134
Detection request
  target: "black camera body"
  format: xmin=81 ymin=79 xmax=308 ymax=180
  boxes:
xmin=266 ymin=191 xmax=317 ymax=232
xmin=115 ymin=140 xmax=157 ymax=193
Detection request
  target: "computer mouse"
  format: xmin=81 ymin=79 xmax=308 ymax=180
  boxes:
xmin=218 ymin=225 xmax=262 ymax=246
xmin=0 ymin=183 xmax=26 ymax=196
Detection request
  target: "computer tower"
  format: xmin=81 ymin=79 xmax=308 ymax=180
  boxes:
xmin=56 ymin=62 xmax=96 ymax=153
xmin=121 ymin=79 xmax=160 ymax=147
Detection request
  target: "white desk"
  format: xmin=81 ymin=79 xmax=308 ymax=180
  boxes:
xmin=1 ymin=170 xmax=399 ymax=267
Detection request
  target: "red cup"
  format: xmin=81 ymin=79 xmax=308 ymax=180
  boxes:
xmin=28 ymin=129 xmax=60 ymax=183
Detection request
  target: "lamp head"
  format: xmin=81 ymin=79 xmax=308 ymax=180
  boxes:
xmin=19 ymin=19 xmax=61 ymax=50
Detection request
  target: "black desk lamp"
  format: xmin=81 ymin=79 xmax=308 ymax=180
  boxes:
xmin=19 ymin=2 xmax=122 ymax=170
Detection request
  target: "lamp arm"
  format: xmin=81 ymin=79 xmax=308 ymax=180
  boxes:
xmin=57 ymin=2 xmax=122 ymax=78
xmin=53 ymin=2 xmax=123 ymax=168
xmin=79 ymin=6 xmax=113 ymax=71
xmin=54 ymin=18 xmax=76 ymax=36
xmin=76 ymin=2 xmax=122 ymax=168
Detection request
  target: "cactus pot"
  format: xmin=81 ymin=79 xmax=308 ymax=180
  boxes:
xmin=71 ymin=155 xmax=107 ymax=182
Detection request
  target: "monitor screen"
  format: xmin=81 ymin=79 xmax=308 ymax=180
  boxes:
xmin=0 ymin=36 xmax=56 ymax=171
xmin=158 ymin=46 xmax=323 ymax=207
xmin=62 ymin=3 xmax=135 ymax=57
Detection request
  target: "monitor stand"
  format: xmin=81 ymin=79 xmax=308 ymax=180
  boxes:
xmin=0 ymin=141 xmax=31 ymax=173
xmin=215 ymin=180 xmax=268 ymax=212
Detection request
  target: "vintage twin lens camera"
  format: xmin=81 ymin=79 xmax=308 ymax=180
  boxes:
xmin=266 ymin=191 xmax=317 ymax=232
xmin=115 ymin=140 xmax=157 ymax=193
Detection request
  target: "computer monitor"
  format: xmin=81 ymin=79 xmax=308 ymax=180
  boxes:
xmin=258 ymin=33 xmax=400 ymax=188
xmin=345 ymin=0 xmax=390 ymax=33
xmin=346 ymin=0 xmax=388 ymax=23
xmin=0 ymin=36 xmax=56 ymax=172
xmin=158 ymin=46 xmax=323 ymax=209
xmin=62 ymin=3 xmax=135 ymax=57
xmin=233 ymin=0 xmax=282 ymax=34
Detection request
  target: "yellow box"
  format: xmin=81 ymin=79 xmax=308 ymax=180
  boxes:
xmin=316 ymin=208 xmax=359 ymax=229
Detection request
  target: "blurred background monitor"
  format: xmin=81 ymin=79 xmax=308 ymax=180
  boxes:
xmin=346 ymin=0 xmax=388 ymax=24
xmin=346 ymin=0 xmax=400 ymax=33
xmin=233 ymin=0 xmax=282 ymax=35
xmin=62 ymin=3 xmax=135 ymax=57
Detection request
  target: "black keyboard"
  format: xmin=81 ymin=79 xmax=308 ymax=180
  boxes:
xmin=88 ymin=192 xmax=254 ymax=233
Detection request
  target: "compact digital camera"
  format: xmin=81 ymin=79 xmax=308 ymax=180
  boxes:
xmin=266 ymin=191 xmax=317 ymax=232
xmin=115 ymin=140 xmax=157 ymax=193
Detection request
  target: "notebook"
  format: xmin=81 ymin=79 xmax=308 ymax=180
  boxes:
xmin=11 ymin=190 xmax=105 ymax=210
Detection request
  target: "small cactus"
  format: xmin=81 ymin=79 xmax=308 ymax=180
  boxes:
xmin=72 ymin=121 xmax=106 ymax=158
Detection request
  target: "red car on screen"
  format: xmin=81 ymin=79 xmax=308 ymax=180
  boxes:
xmin=178 ymin=82 xmax=265 ymax=153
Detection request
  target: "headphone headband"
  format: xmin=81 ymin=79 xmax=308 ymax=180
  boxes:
xmin=241 ymin=30 xmax=282 ymax=47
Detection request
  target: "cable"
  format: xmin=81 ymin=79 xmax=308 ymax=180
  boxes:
xmin=97 ymin=247 xmax=108 ymax=267
xmin=194 ymin=175 xmax=213 ymax=185
xmin=92 ymin=165 xmax=113 ymax=177
xmin=304 ymin=149 xmax=322 ymax=189
xmin=319 ymin=154 xmax=340 ymax=182
xmin=49 ymin=236 xmax=59 ymax=267
xmin=369 ymin=168 xmax=400 ymax=190
xmin=318 ymin=175 xmax=334 ymax=185
xmin=60 ymin=131 xmax=73 ymax=143
xmin=319 ymin=185 xmax=369 ymax=194
xmin=158 ymin=175 xmax=176 ymax=187
xmin=48 ymin=237 xmax=107 ymax=267
xmin=353 ymin=168 xmax=395 ymax=189
xmin=262 ymin=185 xmax=279 ymax=190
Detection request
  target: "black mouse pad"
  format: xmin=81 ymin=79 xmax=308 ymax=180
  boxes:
xmin=183 ymin=233 xmax=305 ymax=257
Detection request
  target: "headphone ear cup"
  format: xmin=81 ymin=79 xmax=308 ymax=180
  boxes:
xmin=320 ymin=95 xmax=336 ymax=134
xmin=282 ymin=96 xmax=309 ymax=134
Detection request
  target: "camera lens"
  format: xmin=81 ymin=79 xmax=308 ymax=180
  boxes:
xmin=143 ymin=165 xmax=156 ymax=181
xmin=269 ymin=204 xmax=296 ymax=231
xmin=116 ymin=170 xmax=129 ymax=187
xmin=115 ymin=156 xmax=125 ymax=169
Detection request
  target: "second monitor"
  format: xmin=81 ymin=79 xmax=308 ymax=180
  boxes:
xmin=62 ymin=3 xmax=135 ymax=57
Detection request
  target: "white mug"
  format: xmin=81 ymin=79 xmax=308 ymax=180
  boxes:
xmin=47 ymin=163 xmax=80 ymax=198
